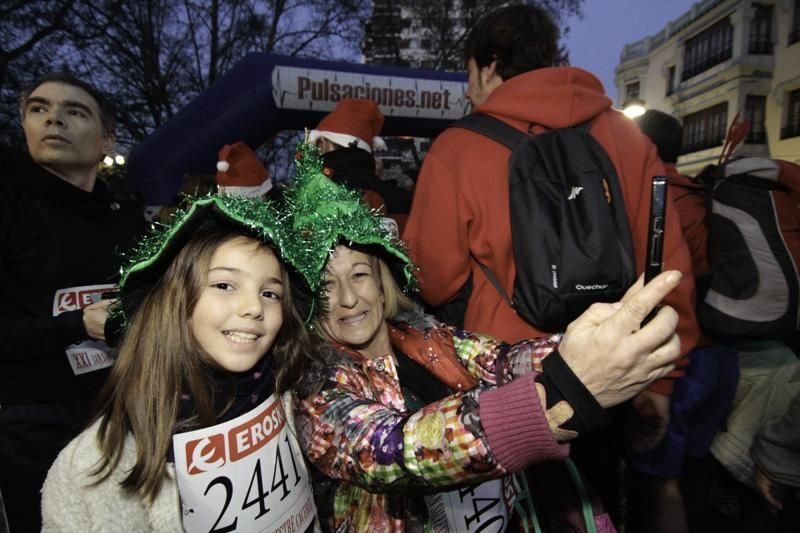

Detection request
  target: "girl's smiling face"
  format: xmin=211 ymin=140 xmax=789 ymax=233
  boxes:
xmin=191 ymin=236 xmax=284 ymax=373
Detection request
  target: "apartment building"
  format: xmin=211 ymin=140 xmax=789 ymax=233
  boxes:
xmin=615 ymin=0 xmax=800 ymax=175
xmin=363 ymin=0 xmax=532 ymax=71
xmin=364 ymin=0 xmax=478 ymax=71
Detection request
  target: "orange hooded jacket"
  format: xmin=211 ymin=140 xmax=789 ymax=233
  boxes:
xmin=404 ymin=67 xmax=699 ymax=394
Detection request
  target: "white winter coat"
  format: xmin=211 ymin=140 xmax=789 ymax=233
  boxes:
xmin=41 ymin=420 xmax=182 ymax=532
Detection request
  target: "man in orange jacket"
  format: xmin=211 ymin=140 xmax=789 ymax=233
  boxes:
xmin=404 ymin=5 xmax=700 ymax=521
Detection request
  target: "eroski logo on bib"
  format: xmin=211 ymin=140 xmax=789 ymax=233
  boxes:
xmin=186 ymin=435 xmax=226 ymax=474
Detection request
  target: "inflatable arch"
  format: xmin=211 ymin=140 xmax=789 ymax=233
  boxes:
xmin=128 ymin=53 xmax=468 ymax=205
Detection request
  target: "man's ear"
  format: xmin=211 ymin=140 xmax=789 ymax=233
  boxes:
xmin=481 ymin=60 xmax=504 ymax=90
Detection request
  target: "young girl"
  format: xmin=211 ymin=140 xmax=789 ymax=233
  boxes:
xmin=41 ymin=195 xmax=317 ymax=532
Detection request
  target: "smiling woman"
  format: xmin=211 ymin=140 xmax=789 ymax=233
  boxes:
xmin=279 ymin=142 xmax=683 ymax=532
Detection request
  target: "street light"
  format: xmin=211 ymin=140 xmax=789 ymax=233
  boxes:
xmin=102 ymin=154 xmax=127 ymax=167
xmin=622 ymin=98 xmax=646 ymax=119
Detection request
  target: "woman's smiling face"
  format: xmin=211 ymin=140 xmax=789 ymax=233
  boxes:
xmin=319 ymin=246 xmax=391 ymax=360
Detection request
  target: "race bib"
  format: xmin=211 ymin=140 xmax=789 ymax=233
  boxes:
xmin=173 ymin=394 xmax=316 ymax=533
xmin=64 ymin=340 xmax=114 ymax=375
xmin=426 ymin=479 xmax=508 ymax=533
xmin=53 ymin=284 xmax=116 ymax=375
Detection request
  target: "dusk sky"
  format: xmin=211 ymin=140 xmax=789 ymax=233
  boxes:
xmin=565 ymin=0 xmax=699 ymax=105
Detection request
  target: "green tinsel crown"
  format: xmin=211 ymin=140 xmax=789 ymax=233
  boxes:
xmin=116 ymin=193 xmax=290 ymax=326
xmin=281 ymin=141 xmax=416 ymax=319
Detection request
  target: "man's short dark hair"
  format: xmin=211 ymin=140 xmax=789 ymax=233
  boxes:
xmin=635 ymin=109 xmax=683 ymax=164
xmin=464 ymin=5 xmax=559 ymax=81
xmin=19 ymin=72 xmax=116 ymax=136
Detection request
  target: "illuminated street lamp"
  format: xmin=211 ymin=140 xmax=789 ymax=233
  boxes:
xmin=622 ymin=98 xmax=646 ymax=119
xmin=102 ymin=154 xmax=127 ymax=167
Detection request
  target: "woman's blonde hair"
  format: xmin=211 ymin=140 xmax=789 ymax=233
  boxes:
xmin=91 ymin=226 xmax=311 ymax=501
xmin=377 ymin=256 xmax=418 ymax=319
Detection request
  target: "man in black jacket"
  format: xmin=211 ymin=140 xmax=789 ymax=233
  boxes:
xmin=0 ymin=72 xmax=144 ymax=532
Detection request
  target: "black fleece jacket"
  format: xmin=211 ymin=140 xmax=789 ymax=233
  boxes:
xmin=0 ymin=152 xmax=145 ymax=404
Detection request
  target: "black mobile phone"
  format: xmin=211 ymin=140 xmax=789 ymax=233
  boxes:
xmin=645 ymin=176 xmax=668 ymax=283
xmin=643 ymin=175 xmax=668 ymax=324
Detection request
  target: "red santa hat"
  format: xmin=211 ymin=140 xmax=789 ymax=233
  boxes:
xmin=308 ymin=99 xmax=386 ymax=152
xmin=216 ymin=141 xmax=272 ymax=197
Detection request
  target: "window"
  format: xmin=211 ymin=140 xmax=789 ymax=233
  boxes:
xmin=682 ymin=102 xmax=729 ymax=153
xmin=666 ymin=66 xmax=676 ymax=96
xmin=682 ymin=18 xmax=733 ymax=80
xmin=782 ymin=89 xmax=800 ymax=139
xmin=790 ymin=0 xmax=800 ymax=45
xmin=744 ymin=95 xmax=767 ymax=143
xmin=626 ymin=81 xmax=640 ymax=101
xmin=749 ymin=4 xmax=773 ymax=54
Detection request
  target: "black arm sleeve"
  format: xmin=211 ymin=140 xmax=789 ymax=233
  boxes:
xmin=537 ymin=350 xmax=611 ymax=436
xmin=0 ymin=311 xmax=87 ymax=362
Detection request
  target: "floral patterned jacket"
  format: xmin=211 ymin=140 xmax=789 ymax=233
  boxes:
xmin=294 ymin=316 xmax=614 ymax=532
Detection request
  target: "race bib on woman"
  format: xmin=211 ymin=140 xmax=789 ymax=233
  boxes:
xmin=173 ymin=394 xmax=316 ymax=533
xmin=425 ymin=479 xmax=508 ymax=533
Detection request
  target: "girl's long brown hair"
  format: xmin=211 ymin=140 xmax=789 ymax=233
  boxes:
xmin=91 ymin=226 xmax=314 ymax=501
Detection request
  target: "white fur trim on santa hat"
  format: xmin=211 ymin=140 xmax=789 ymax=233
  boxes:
xmin=218 ymin=179 xmax=273 ymax=198
xmin=308 ymin=129 xmax=372 ymax=153
xmin=372 ymin=136 xmax=387 ymax=151
xmin=379 ymin=216 xmax=399 ymax=237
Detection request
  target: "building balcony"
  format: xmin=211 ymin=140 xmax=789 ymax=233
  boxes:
xmin=745 ymin=130 xmax=767 ymax=144
xmin=748 ymin=40 xmax=773 ymax=55
xmin=790 ymin=25 xmax=800 ymax=46
xmin=681 ymin=137 xmax=725 ymax=154
xmin=781 ymin=123 xmax=800 ymax=139
xmin=681 ymin=48 xmax=732 ymax=80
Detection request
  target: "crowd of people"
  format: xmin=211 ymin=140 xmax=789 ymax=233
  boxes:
xmin=1 ymin=4 xmax=798 ymax=533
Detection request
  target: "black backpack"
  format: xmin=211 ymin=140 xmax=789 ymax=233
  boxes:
xmin=696 ymin=158 xmax=800 ymax=340
xmin=446 ymin=113 xmax=636 ymax=332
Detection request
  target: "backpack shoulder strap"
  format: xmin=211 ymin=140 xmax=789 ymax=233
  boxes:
xmin=477 ymin=262 xmax=514 ymax=309
xmin=449 ymin=113 xmax=526 ymax=149
xmin=445 ymin=114 xmax=522 ymax=314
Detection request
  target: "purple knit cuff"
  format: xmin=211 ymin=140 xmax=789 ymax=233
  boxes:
xmin=479 ymin=373 xmax=569 ymax=472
